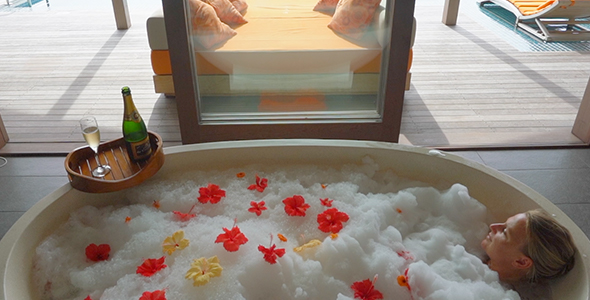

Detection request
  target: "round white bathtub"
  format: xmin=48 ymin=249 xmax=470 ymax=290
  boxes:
xmin=0 ymin=140 xmax=588 ymax=299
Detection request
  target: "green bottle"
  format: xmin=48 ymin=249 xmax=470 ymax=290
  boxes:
xmin=122 ymin=86 xmax=152 ymax=162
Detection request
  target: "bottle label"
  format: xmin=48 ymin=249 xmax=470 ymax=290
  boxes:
xmin=125 ymin=110 xmax=141 ymax=122
xmin=129 ymin=136 xmax=152 ymax=161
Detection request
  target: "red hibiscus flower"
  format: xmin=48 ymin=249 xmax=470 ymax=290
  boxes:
xmin=139 ymin=289 xmax=166 ymax=300
xmin=198 ymin=184 xmax=226 ymax=204
xmin=320 ymin=198 xmax=333 ymax=207
xmin=283 ymin=195 xmax=310 ymax=217
xmin=317 ymin=208 xmax=349 ymax=234
xmin=351 ymin=278 xmax=383 ymax=300
xmin=248 ymin=175 xmax=268 ymax=192
xmin=248 ymin=201 xmax=268 ymax=216
xmin=136 ymin=256 xmax=167 ymax=277
xmin=84 ymin=296 xmax=92 ymax=300
xmin=173 ymin=211 xmax=196 ymax=221
xmin=215 ymin=226 xmax=248 ymax=252
xmin=258 ymin=244 xmax=286 ymax=264
xmin=85 ymin=243 xmax=111 ymax=262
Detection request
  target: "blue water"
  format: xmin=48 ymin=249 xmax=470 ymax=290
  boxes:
xmin=467 ymin=1 xmax=590 ymax=52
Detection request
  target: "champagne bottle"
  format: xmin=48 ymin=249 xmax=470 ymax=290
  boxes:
xmin=122 ymin=86 xmax=152 ymax=162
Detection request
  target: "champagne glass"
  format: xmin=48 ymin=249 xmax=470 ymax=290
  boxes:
xmin=80 ymin=116 xmax=111 ymax=178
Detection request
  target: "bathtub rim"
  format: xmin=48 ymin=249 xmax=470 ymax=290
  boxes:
xmin=0 ymin=139 xmax=588 ymax=299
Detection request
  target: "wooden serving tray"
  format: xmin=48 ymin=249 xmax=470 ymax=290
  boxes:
xmin=65 ymin=131 xmax=165 ymax=193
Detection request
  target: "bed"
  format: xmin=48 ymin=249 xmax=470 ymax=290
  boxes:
xmin=147 ymin=0 xmax=415 ymax=96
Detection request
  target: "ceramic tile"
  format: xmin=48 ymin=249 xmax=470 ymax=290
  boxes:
xmin=556 ymin=204 xmax=590 ymax=240
xmin=570 ymin=148 xmax=590 ymax=169
xmin=0 ymin=212 xmax=24 ymax=240
xmin=477 ymin=149 xmax=590 ymax=171
xmin=503 ymin=169 xmax=590 ymax=205
xmin=0 ymin=176 xmax=69 ymax=211
xmin=0 ymin=156 xmax=67 ymax=177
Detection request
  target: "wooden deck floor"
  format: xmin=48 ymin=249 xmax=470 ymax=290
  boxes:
xmin=1 ymin=0 xmax=589 ymax=154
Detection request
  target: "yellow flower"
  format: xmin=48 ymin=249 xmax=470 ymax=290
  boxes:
xmin=293 ymin=239 xmax=322 ymax=253
xmin=162 ymin=230 xmax=190 ymax=255
xmin=185 ymin=256 xmax=223 ymax=286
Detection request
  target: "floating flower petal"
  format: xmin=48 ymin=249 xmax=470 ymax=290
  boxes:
xmin=248 ymin=201 xmax=268 ymax=216
xmin=277 ymin=233 xmax=288 ymax=242
xmin=283 ymin=195 xmax=310 ymax=217
xmin=173 ymin=211 xmax=196 ymax=221
xmin=215 ymin=226 xmax=248 ymax=252
xmin=84 ymin=296 xmax=92 ymax=300
xmin=152 ymin=200 xmax=161 ymax=209
xmin=397 ymin=250 xmax=414 ymax=261
xmin=321 ymin=183 xmax=327 ymax=189
xmin=397 ymin=268 xmax=411 ymax=291
xmin=185 ymin=256 xmax=223 ymax=286
xmin=162 ymin=230 xmax=190 ymax=255
xmin=198 ymin=183 xmax=226 ymax=204
xmin=248 ymin=175 xmax=268 ymax=192
xmin=236 ymin=172 xmax=246 ymax=178
xmin=351 ymin=278 xmax=384 ymax=300
xmin=136 ymin=256 xmax=167 ymax=277
xmin=85 ymin=243 xmax=110 ymax=262
xmin=330 ymin=233 xmax=339 ymax=240
xmin=320 ymin=198 xmax=333 ymax=207
xmin=258 ymin=244 xmax=286 ymax=264
xmin=139 ymin=289 xmax=166 ymax=300
xmin=396 ymin=208 xmax=402 ymax=213
xmin=293 ymin=239 xmax=322 ymax=253
xmin=125 ymin=216 xmax=132 ymax=224
xmin=317 ymin=208 xmax=350 ymax=234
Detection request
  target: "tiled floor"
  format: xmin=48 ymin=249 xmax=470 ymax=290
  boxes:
xmin=1 ymin=148 xmax=589 ymax=241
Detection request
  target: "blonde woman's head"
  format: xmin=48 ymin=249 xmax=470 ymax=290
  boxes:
xmin=523 ymin=209 xmax=576 ymax=282
xmin=481 ymin=209 xmax=577 ymax=283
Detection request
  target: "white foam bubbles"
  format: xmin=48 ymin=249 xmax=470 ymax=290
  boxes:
xmin=33 ymin=157 xmax=520 ymax=300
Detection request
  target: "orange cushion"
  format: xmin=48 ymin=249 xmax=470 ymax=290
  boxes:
xmin=230 ymin=0 xmax=248 ymax=15
xmin=151 ymin=50 xmax=230 ymax=75
xmin=313 ymin=0 xmax=340 ymax=14
xmin=258 ymin=91 xmax=327 ymax=112
xmin=508 ymin=0 xmax=555 ymax=15
xmin=202 ymin=0 xmax=248 ymax=25
xmin=328 ymin=0 xmax=381 ymax=40
xmin=151 ymin=50 xmax=172 ymax=75
xmin=188 ymin=0 xmax=237 ymax=49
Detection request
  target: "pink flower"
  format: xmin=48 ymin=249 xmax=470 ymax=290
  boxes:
xmin=215 ymin=226 xmax=249 ymax=252
xmin=283 ymin=195 xmax=310 ymax=217
xmin=198 ymin=184 xmax=226 ymax=204
xmin=136 ymin=256 xmax=167 ymax=277
xmin=317 ymin=208 xmax=349 ymax=234
xmin=397 ymin=250 xmax=414 ymax=261
xmin=248 ymin=201 xmax=268 ymax=216
xmin=248 ymin=175 xmax=268 ymax=192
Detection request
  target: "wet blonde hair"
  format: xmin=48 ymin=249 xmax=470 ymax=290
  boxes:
xmin=523 ymin=209 xmax=577 ymax=282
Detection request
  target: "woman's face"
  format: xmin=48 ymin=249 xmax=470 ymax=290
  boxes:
xmin=481 ymin=213 xmax=532 ymax=281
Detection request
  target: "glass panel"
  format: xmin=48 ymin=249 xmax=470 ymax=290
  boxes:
xmin=185 ymin=0 xmax=392 ymax=124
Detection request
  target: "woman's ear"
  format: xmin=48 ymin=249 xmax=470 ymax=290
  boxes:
xmin=513 ymin=256 xmax=533 ymax=270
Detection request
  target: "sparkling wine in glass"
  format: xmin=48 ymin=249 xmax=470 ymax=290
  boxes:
xmin=80 ymin=116 xmax=111 ymax=178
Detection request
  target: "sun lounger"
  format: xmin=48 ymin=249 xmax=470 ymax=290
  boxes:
xmin=480 ymin=0 xmax=590 ymax=41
